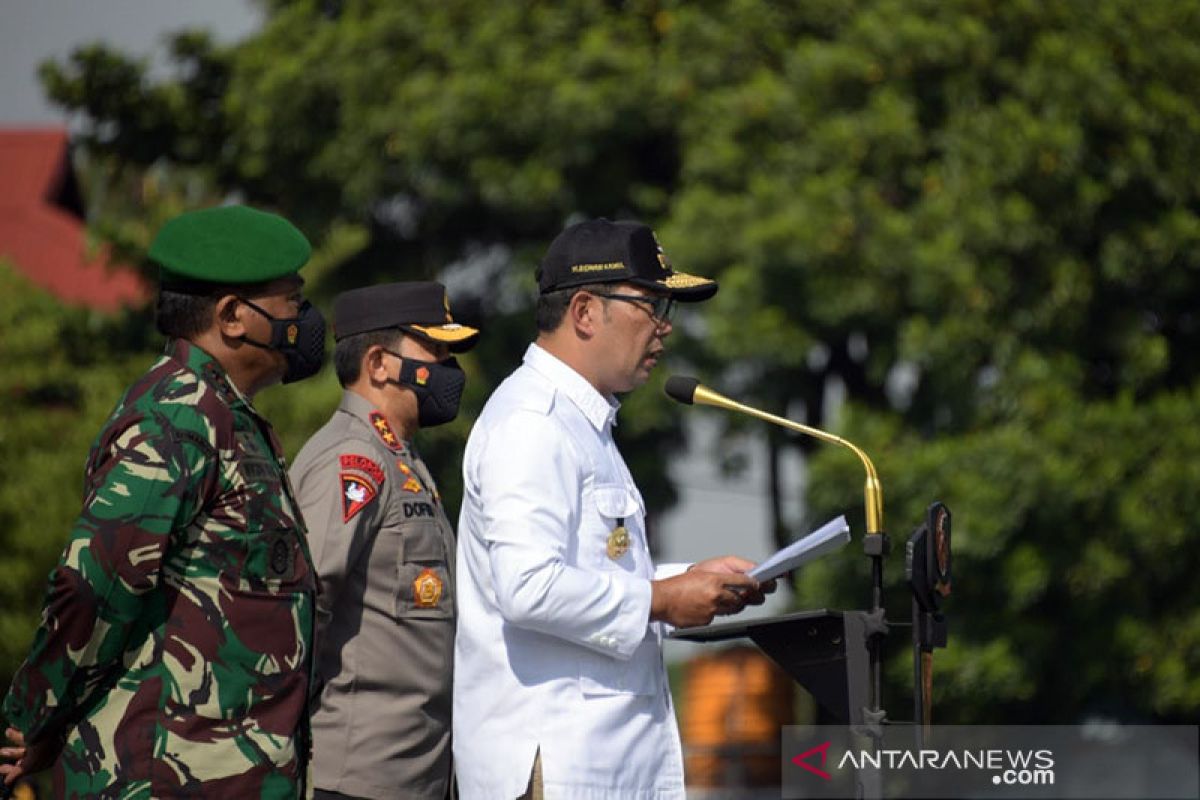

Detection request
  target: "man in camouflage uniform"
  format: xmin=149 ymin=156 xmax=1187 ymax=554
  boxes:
xmin=290 ymin=282 xmax=478 ymax=800
xmin=0 ymin=205 xmax=327 ymax=798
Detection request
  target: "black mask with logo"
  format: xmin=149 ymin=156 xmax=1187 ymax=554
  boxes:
xmin=385 ymin=353 xmax=466 ymax=428
xmin=238 ymin=298 xmax=327 ymax=384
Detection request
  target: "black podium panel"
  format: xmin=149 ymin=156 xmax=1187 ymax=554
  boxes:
xmin=672 ymin=609 xmax=872 ymax=725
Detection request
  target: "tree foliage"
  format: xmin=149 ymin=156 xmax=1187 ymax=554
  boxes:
xmin=10 ymin=0 xmax=1200 ymax=724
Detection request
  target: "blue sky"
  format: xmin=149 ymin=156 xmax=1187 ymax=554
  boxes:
xmin=0 ymin=0 xmax=259 ymax=124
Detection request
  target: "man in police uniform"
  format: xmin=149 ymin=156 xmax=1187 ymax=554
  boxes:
xmin=290 ymin=282 xmax=478 ymax=800
xmin=0 ymin=205 xmax=326 ymax=797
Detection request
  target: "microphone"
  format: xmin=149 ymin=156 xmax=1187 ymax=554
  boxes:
xmin=666 ymin=374 xmax=893 ymax=721
xmin=663 ymin=375 xmax=884 ymax=535
xmin=664 ymin=375 xmax=700 ymax=405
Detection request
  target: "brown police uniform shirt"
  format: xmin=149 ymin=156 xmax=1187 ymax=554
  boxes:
xmin=290 ymin=390 xmax=456 ymax=800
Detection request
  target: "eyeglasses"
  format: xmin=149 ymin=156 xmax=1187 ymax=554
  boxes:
xmin=591 ymin=292 xmax=675 ymax=323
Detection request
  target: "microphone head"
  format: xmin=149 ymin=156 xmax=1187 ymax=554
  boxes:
xmin=664 ymin=375 xmax=700 ymax=405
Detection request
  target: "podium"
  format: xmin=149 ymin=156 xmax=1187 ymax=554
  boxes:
xmin=672 ymin=608 xmax=881 ymax=727
xmin=668 ymin=504 xmax=952 ymax=799
xmin=660 ymin=380 xmax=953 ymax=797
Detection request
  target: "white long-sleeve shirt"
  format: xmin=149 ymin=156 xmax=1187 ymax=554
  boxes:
xmin=453 ymin=343 xmax=686 ymax=799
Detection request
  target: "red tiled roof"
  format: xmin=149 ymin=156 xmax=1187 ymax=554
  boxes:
xmin=0 ymin=127 xmax=148 ymax=312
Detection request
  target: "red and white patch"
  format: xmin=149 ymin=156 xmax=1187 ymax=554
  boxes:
xmin=339 ymin=453 xmax=385 ymax=485
xmin=341 ymin=474 xmax=379 ymax=521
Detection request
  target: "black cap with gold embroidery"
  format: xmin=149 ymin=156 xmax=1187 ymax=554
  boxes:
xmin=536 ymin=218 xmax=718 ymax=301
xmin=332 ymin=281 xmax=479 ymax=352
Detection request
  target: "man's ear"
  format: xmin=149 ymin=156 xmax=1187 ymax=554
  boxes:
xmin=568 ymin=290 xmax=600 ymax=339
xmin=364 ymin=345 xmax=391 ymax=384
xmin=214 ymin=294 xmax=247 ymax=339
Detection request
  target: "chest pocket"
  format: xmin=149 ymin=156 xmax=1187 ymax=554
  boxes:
xmin=587 ymin=484 xmax=644 ymax=573
xmin=395 ymin=516 xmax=454 ymax=619
xmin=580 ymin=484 xmax=658 ymax=698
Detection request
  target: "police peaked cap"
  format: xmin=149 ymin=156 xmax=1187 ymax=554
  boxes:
xmin=333 ymin=281 xmax=480 ymax=353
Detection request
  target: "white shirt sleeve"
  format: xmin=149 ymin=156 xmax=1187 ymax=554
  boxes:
xmin=654 ymin=562 xmax=691 ymax=580
xmin=473 ymin=410 xmax=652 ymax=659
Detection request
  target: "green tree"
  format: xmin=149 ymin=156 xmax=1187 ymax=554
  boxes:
xmin=0 ymin=261 xmax=159 ymax=693
xmin=662 ymin=0 xmax=1200 ymax=722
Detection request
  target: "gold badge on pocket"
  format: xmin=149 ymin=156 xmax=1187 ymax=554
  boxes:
xmin=413 ymin=567 xmax=443 ymax=607
xmin=606 ymin=519 xmax=630 ymax=560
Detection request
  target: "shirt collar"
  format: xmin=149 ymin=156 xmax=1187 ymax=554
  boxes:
xmin=169 ymin=338 xmax=255 ymax=413
xmin=523 ymin=343 xmax=619 ymax=431
xmin=339 ymin=390 xmax=411 ymax=452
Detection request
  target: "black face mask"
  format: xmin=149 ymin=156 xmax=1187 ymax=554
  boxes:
xmin=384 ymin=352 xmax=466 ymax=428
xmin=238 ymin=298 xmax=327 ymax=384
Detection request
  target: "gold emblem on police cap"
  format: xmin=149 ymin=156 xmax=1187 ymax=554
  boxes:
xmin=606 ymin=521 xmax=630 ymax=560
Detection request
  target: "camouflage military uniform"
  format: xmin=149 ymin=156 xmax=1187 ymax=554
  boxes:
xmin=2 ymin=338 xmax=317 ymax=799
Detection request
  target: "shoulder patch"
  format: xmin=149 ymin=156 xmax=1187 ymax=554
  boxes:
xmin=341 ymin=473 xmax=379 ymax=521
xmin=369 ymin=411 xmax=404 ymax=451
xmin=339 ymin=453 xmax=385 ymax=485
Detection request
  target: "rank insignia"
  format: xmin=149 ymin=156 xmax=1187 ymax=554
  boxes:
xmin=397 ymin=462 xmax=423 ymax=493
xmin=413 ymin=567 xmax=443 ymax=608
xmin=607 ymin=520 xmax=631 ymax=560
xmin=369 ymin=411 xmax=403 ymax=450
xmin=341 ymin=474 xmax=379 ymax=521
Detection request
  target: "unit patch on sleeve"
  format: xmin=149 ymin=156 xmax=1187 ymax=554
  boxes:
xmin=339 ymin=453 xmax=385 ymax=485
xmin=341 ymin=474 xmax=379 ymax=522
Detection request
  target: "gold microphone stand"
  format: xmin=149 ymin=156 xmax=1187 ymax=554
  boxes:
xmin=681 ymin=381 xmax=889 ymax=722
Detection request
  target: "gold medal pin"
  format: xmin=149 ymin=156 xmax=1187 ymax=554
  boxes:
xmin=606 ymin=517 xmax=630 ymax=560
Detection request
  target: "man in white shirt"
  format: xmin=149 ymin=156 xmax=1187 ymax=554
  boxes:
xmin=454 ymin=218 xmax=772 ymax=799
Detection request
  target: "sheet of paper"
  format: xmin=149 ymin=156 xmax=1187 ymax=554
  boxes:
xmin=748 ymin=514 xmax=851 ymax=582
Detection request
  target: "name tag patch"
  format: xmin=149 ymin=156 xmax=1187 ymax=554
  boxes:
xmin=403 ymin=501 xmax=435 ymax=518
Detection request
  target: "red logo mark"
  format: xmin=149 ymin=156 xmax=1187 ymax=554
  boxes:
xmin=792 ymin=741 xmax=832 ymax=780
xmin=339 ymin=453 xmax=385 ymax=484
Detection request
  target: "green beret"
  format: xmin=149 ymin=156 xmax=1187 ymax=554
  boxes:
xmin=150 ymin=205 xmax=312 ymax=287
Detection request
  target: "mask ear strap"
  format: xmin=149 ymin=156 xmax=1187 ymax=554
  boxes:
xmin=397 ymin=357 xmax=419 ymax=386
xmin=377 ymin=348 xmax=406 ymax=385
xmin=237 ymin=296 xmax=277 ymax=321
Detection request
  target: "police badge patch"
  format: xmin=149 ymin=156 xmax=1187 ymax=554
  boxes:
xmin=342 ymin=474 xmax=379 ymax=521
xmin=413 ymin=567 xmax=443 ymax=608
